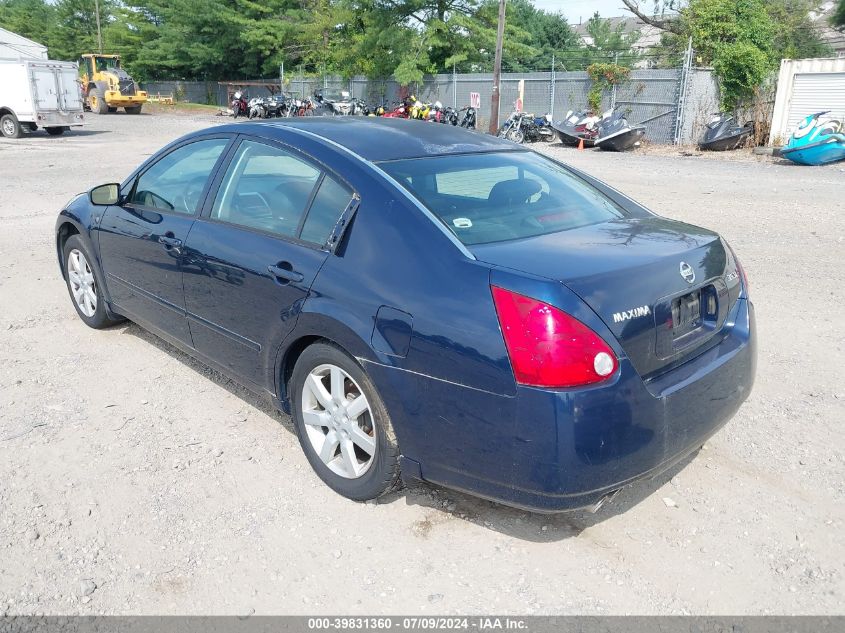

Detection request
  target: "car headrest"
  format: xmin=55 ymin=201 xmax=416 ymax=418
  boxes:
xmin=487 ymin=179 xmax=542 ymax=206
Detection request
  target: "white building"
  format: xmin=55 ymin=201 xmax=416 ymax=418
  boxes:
xmin=0 ymin=27 xmax=48 ymax=61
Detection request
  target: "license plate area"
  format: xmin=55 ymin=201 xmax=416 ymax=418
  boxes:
xmin=672 ymin=290 xmax=702 ymax=338
xmin=654 ymin=283 xmax=725 ymax=359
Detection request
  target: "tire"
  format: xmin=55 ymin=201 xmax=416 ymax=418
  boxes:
xmin=124 ymin=106 xmax=142 ymax=114
xmin=45 ymin=127 xmax=65 ymax=136
xmin=62 ymin=235 xmax=123 ymax=329
xmin=290 ymin=342 xmax=401 ymax=501
xmin=89 ymin=89 xmax=108 ymax=114
xmin=506 ymin=128 xmax=525 ymax=144
xmin=1 ymin=113 xmax=21 ymax=139
xmin=107 ymin=107 xmax=117 ymax=113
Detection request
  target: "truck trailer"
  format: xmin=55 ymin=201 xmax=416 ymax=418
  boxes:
xmin=0 ymin=59 xmax=85 ymax=138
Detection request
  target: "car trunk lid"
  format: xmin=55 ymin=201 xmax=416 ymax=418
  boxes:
xmin=471 ymin=217 xmax=742 ymax=377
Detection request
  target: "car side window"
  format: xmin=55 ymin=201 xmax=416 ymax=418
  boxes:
xmin=300 ymin=174 xmax=353 ymax=246
xmin=210 ymin=140 xmax=321 ymax=238
xmin=129 ymin=139 xmax=229 ymax=214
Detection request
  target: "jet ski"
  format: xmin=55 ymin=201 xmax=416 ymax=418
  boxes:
xmin=699 ymin=113 xmax=754 ymax=151
xmin=552 ymin=109 xmax=600 ymax=147
xmin=781 ymin=111 xmax=845 ymax=166
xmin=594 ymin=108 xmax=646 ymax=151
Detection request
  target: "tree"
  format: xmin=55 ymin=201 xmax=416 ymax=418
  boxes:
xmin=621 ymin=0 xmax=832 ymax=109
xmin=832 ymin=0 xmax=845 ymax=29
xmin=0 ymin=0 xmax=57 ymax=49
xmin=582 ymin=12 xmax=641 ymax=67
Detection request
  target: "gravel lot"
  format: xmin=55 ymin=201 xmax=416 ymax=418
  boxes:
xmin=0 ymin=112 xmax=842 ymax=616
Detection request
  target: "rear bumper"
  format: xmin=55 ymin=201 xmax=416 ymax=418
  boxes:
xmin=35 ymin=111 xmax=85 ymax=127
xmin=378 ymin=298 xmax=756 ymax=513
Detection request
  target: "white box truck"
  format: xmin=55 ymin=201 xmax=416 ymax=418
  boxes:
xmin=0 ymin=59 xmax=85 ymax=138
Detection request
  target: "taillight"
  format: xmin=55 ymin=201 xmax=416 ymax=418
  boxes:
xmin=491 ymin=286 xmax=618 ymax=388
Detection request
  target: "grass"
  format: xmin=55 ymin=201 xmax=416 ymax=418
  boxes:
xmin=145 ymin=101 xmax=223 ymax=114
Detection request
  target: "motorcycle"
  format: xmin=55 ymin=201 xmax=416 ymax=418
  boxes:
xmin=383 ymin=102 xmax=410 ymax=118
xmin=497 ymin=112 xmax=554 ymax=144
xmin=698 ymin=113 xmax=754 ymax=151
xmin=230 ymin=91 xmax=248 ymax=118
xmin=428 ymin=101 xmax=444 ymax=123
xmin=458 ymin=106 xmax=476 ymax=129
xmin=553 ymin=109 xmax=600 ymax=147
xmin=441 ymin=106 xmax=459 ymax=126
xmin=594 ymin=107 xmax=646 ymax=151
xmin=247 ymin=96 xmax=267 ymax=120
xmin=264 ymin=94 xmax=288 ymax=118
xmin=780 ymin=111 xmax=845 ymax=166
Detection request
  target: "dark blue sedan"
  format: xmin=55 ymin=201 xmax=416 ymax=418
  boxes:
xmin=55 ymin=118 xmax=756 ymax=512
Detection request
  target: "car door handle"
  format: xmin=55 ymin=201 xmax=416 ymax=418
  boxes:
xmin=158 ymin=235 xmax=182 ymax=249
xmin=268 ymin=263 xmax=304 ymax=284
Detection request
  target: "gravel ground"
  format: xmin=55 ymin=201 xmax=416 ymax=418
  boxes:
xmin=0 ymin=113 xmax=842 ymax=616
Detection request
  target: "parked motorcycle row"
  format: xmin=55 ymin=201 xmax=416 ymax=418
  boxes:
xmin=230 ymin=89 xmax=478 ymax=128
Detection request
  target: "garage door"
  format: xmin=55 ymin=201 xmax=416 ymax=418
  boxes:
xmin=787 ymin=73 xmax=845 ymax=132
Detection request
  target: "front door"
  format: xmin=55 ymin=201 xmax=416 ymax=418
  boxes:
xmin=182 ymin=137 xmax=356 ymax=388
xmin=97 ymin=137 xmax=231 ymax=345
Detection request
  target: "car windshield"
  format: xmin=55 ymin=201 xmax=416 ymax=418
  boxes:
xmin=379 ymin=151 xmax=627 ymax=245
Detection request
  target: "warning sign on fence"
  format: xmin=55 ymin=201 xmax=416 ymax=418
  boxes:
xmin=470 ymin=92 xmax=480 ymax=108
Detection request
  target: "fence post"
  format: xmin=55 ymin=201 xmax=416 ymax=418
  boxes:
xmin=611 ymin=52 xmax=619 ymax=109
xmin=673 ymin=37 xmax=693 ymax=145
xmin=549 ymin=54 xmax=555 ymax=118
xmin=453 ymin=63 xmax=457 ymax=109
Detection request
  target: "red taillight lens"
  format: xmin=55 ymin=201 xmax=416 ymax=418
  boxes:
xmin=491 ymin=286 xmax=618 ymax=388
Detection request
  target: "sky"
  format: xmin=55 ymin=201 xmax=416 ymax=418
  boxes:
xmin=531 ymin=0 xmax=637 ymax=22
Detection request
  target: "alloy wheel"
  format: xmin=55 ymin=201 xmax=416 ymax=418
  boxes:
xmin=301 ymin=363 xmax=377 ymax=479
xmin=67 ymin=248 xmax=97 ymax=317
xmin=2 ymin=118 xmax=15 ymax=137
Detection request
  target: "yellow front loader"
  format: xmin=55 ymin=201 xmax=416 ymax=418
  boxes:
xmin=79 ymin=54 xmax=147 ymax=114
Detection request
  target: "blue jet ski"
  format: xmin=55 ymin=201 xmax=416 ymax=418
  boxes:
xmin=781 ymin=111 xmax=845 ymax=166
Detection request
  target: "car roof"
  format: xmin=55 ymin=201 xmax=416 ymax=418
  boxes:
xmin=214 ymin=117 xmax=525 ymax=162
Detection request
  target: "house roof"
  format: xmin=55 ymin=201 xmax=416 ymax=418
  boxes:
xmin=0 ymin=27 xmax=48 ymax=60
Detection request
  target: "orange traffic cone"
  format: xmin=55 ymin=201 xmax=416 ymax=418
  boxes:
xmin=577 ymin=138 xmax=584 ymax=150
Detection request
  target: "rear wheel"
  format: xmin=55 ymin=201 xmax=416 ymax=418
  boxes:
xmin=124 ymin=105 xmax=142 ymax=114
xmin=290 ymin=343 xmax=401 ymax=501
xmin=45 ymin=127 xmax=66 ymax=136
xmin=1 ymin=113 xmax=21 ymax=138
xmin=62 ymin=235 xmax=123 ymax=329
xmin=89 ymin=89 xmax=108 ymax=114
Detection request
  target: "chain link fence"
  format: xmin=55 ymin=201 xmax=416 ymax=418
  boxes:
xmin=141 ymin=62 xmax=719 ymax=145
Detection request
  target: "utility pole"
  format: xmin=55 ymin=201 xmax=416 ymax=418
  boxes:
xmin=94 ymin=0 xmax=103 ymax=53
xmin=488 ymin=0 xmax=506 ymax=135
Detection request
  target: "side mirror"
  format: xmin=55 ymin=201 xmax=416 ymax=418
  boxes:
xmin=89 ymin=183 xmax=120 ymax=206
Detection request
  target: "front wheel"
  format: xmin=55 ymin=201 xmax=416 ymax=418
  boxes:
xmin=290 ymin=343 xmax=401 ymax=501
xmin=89 ymin=89 xmax=108 ymax=114
xmin=124 ymin=105 xmax=142 ymax=114
xmin=1 ymin=113 xmax=21 ymax=138
xmin=45 ymin=127 xmax=66 ymax=136
xmin=62 ymin=235 xmax=124 ymax=329
xmin=506 ymin=127 xmax=525 ymax=144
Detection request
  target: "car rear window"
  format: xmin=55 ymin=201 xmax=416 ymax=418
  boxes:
xmin=380 ymin=151 xmax=626 ymax=245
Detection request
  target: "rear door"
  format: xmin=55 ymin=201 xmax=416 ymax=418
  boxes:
xmin=98 ymin=136 xmax=232 ymax=345
xmin=182 ymin=137 xmax=356 ymax=388
xmin=57 ymin=66 xmax=83 ymax=111
xmin=30 ymin=65 xmax=59 ymax=110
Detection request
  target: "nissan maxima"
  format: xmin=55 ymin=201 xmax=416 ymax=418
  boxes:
xmin=55 ymin=118 xmax=756 ymax=512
